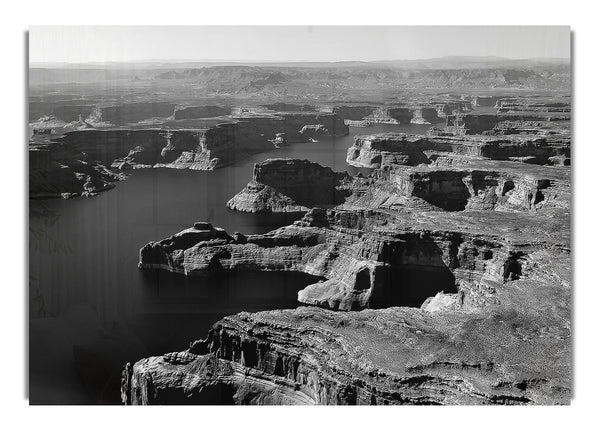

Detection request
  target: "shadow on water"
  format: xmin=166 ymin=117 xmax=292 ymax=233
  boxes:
xmin=34 ymin=270 xmax=323 ymax=405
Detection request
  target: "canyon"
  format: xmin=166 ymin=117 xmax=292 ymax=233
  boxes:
xmin=29 ymin=61 xmax=571 ymax=405
xmin=122 ymin=92 xmax=571 ymax=405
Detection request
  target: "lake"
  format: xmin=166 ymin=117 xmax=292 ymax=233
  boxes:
xmin=28 ymin=122 xmax=436 ymax=404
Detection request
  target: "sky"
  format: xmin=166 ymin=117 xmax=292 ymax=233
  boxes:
xmin=29 ymin=26 xmax=570 ymax=64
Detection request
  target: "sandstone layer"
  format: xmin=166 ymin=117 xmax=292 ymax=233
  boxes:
xmin=128 ymin=92 xmax=571 ymax=404
xmin=226 ymin=159 xmax=351 ymax=213
xmin=29 ymin=110 xmax=348 ymax=198
xmin=346 ymin=133 xmax=570 ymax=169
xmin=29 ymin=138 xmax=126 ymax=199
xmin=126 ymin=206 xmax=570 ymax=404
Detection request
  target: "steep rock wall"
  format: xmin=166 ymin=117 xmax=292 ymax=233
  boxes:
xmin=346 ymin=133 xmax=570 ymax=169
xmin=137 ymin=206 xmax=568 ymax=312
xmin=93 ymin=102 xmax=177 ymax=125
xmin=445 ymin=114 xmax=499 ymax=135
xmin=227 ymin=159 xmax=351 ymax=213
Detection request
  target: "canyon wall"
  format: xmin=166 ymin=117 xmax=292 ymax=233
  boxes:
xmin=30 ymin=111 xmax=350 ymax=198
xmin=127 ymin=203 xmax=570 ymax=404
xmin=346 ymin=133 xmax=570 ymax=169
xmin=227 ymin=159 xmax=351 ymax=213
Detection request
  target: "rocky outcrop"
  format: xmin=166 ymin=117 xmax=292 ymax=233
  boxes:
xmin=50 ymin=112 xmax=347 ymax=171
xmin=381 ymin=163 xmax=569 ymax=212
xmin=496 ymin=98 xmax=571 ymax=113
xmin=29 ymin=140 xmax=125 ymax=199
xmin=29 ymin=108 xmax=351 ymax=198
xmin=231 ymin=112 xmax=348 ymax=143
xmin=281 ymin=112 xmax=349 ymax=140
xmin=444 ymin=114 xmax=499 ymax=135
xmin=128 ymin=90 xmax=570 ymax=404
xmin=368 ymin=107 xmax=413 ymax=124
xmin=485 ymin=120 xmax=568 ymax=137
xmin=90 ymin=103 xmax=177 ymax=125
xmin=138 ymin=199 xmax=569 ymax=309
xmin=434 ymin=100 xmax=471 ymax=116
xmin=333 ymin=105 xmax=442 ymax=126
xmin=471 ymin=96 xmax=500 ymax=108
xmin=298 ymin=124 xmax=329 ymax=138
xmin=126 ymin=218 xmax=570 ymax=404
xmin=410 ymin=107 xmax=440 ymax=124
xmin=128 ymin=161 xmax=570 ymax=403
xmin=346 ymin=133 xmax=570 ymax=169
xmin=227 ymin=159 xmax=351 ymax=213
xmin=333 ymin=105 xmax=378 ymax=121
xmin=29 ymin=98 xmax=101 ymax=123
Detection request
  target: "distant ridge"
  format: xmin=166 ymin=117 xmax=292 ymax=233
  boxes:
xmin=30 ymin=56 xmax=569 ymax=70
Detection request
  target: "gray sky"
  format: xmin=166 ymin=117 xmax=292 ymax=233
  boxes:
xmin=29 ymin=26 xmax=570 ymax=64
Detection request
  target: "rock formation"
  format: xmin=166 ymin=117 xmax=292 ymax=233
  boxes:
xmin=444 ymin=114 xmax=499 ymax=135
xmin=346 ymin=132 xmax=570 ymax=169
xmin=344 ymin=159 xmax=569 ymax=213
xmin=226 ymin=159 xmax=351 ymax=213
xmin=128 ymin=203 xmax=570 ymax=404
xmin=29 ymin=138 xmax=125 ymax=199
xmin=89 ymin=103 xmax=177 ymax=126
xmin=123 ymin=278 xmax=570 ymax=405
xmin=29 ymin=61 xmax=572 ymax=405
xmin=471 ymin=95 xmax=500 ymax=108
xmin=128 ymin=92 xmax=571 ymax=404
xmin=28 ymin=110 xmax=349 ymax=198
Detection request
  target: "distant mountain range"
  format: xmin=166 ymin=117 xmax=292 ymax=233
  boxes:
xmin=29 ymin=56 xmax=570 ymax=94
xmin=30 ymin=56 xmax=569 ymax=70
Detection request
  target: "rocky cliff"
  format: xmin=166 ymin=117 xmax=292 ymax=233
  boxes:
xmin=346 ymin=133 xmax=570 ymax=169
xmin=444 ymin=114 xmax=499 ymax=135
xmin=123 ymin=274 xmax=570 ymax=405
xmin=89 ymin=103 xmax=177 ymax=126
xmin=128 ymin=92 xmax=571 ymax=403
xmin=127 ymin=203 xmax=570 ymax=404
xmin=138 ymin=196 xmax=569 ymax=311
xmin=29 ymin=110 xmax=349 ymax=198
xmin=227 ymin=159 xmax=351 ymax=213
xmin=331 ymin=101 xmax=465 ymax=126
xmin=29 ymin=139 xmax=126 ymax=199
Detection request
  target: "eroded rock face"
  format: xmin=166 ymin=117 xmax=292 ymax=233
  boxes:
xmin=138 ymin=200 xmax=569 ymax=310
xmin=227 ymin=159 xmax=351 ymax=213
xmin=29 ymin=140 xmax=125 ymax=199
xmin=29 ymin=110 xmax=350 ymax=198
xmin=444 ymin=114 xmax=499 ymax=135
xmin=91 ymin=103 xmax=177 ymax=126
xmin=332 ymin=102 xmax=454 ymax=126
xmin=471 ymin=95 xmax=500 ymax=108
xmin=410 ymin=107 xmax=440 ymax=124
xmin=346 ymin=133 xmax=570 ymax=169
xmin=123 ymin=257 xmax=570 ymax=405
xmin=374 ymin=162 xmax=569 ymax=212
xmin=124 ymin=93 xmax=570 ymax=405
xmin=127 ymin=201 xmax=570 ymax=404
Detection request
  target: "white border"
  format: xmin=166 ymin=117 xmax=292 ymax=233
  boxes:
xmin=3 ymin=1 xmax=597 ymax=429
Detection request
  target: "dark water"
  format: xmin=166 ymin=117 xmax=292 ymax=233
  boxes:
xmin=28 ymin=123 xmax=436 ymax=404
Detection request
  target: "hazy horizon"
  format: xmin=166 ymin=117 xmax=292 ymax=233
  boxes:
xmin=30 ymin=26 xmax=570 ymax=65
xmin=29 ymin=55 xmax=570 ymax=68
